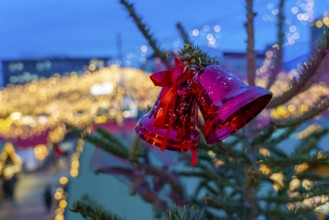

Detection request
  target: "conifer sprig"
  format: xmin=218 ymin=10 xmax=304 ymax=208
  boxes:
xmin=71 ymin=195 xmax=123 ymax=220
xmin=176 ymin=22 xmax=190 ymax=45
xmin=178 ymin=44 xmax=219 ymax=71
xmin=268 ymin=27 xmax=329 ymax=108
xmin=119 ymin=0 xmax=168 ymax=66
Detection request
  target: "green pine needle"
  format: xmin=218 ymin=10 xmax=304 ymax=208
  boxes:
xmin=71 ymin=195 xmax=123 ymax=220
xmin=178 ymin=44 xmax=220 ymax=71
xmin=165 ymin=205 xmax=206 ymax=220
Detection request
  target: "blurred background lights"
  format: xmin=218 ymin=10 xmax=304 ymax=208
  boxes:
xmin=140 ymin=44 xmax=148 ymax=53
xmin=192 ymin=29 xmax=199 ymax=37
xmin=90 ymin=82 xmax=114 ymax=95
xmin=214 ymin=25 xmax=221 ymax=32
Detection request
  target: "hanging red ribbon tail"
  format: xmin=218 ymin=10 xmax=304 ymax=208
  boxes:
xmin=150 ymin=59 xmax=189 ymax=152
xmin=191 ymin=150 xmax=197 ymax=166
xmin=160 ymin=69 xmax=181 ymax=151
xmin=190 ymin=107 xmax=199 ymax=166
xmin=160 ymin=92 xmax=177 ymax=151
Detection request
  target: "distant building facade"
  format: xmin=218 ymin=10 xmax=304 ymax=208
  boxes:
xmin=140 ymin=50 xmax=265 ymax=79
xmin=221 ymin=52 xmax=265 ymax=78
xmin=1 ymin=57 xmax=111 ymax=86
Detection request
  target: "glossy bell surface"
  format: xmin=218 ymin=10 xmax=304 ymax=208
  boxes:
xmin=135 ymin=85 xmax=200 ymax=151
xmin=192 ymin=65 xmax=272 ymax=144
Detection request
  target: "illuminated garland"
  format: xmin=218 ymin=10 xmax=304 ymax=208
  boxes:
xmin=0 ymin=142 xmax=22 ymax=179
xmin=54 ymin=136 xmax=85 ymax=220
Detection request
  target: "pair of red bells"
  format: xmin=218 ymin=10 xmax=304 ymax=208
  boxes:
xmin=135 ymin=60 xmax=272 ymax=153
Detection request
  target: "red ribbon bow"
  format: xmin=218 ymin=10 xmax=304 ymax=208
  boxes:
xmin=150 ymin=58 xmax=189 ymax=88
xmin=149 ymin=58 xmax=197 ymax=166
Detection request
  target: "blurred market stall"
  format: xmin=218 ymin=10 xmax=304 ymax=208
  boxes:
xmin=0 ymin=66 xmax=158 ymax=148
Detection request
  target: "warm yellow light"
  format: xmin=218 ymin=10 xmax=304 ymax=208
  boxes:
xmin=56 ymin=188 xmax=64 ymax=193
xmin=55 ymin=214 xmax=64 ymax=220
xmin=55 ymin=208 xmax=64 ymax=215
xmin=214 ymin=159 xmax=224 ymax=167
xmin=71 ymin=160 xmax=79 ymax=168
xmin=70 ymin=169 xmax=78 ymax=177
xmin=300 ymin=104 xmax=308 ymax=113
xmin=259 ymin=148 xmax=270 ymax=157
xmin=59 ymin=176 xmax=68 ymax=185
xmin=88 ymin=64 xmax=96 ymax=71
xmin=316 ymin=20 xmax=323 ymax=28
xmin=59 ymin=200 xmax=67 ymax=209
xmin=54 ymin=192 xmax=62 ymax=200
xmin=287 ymin=104 xmax=296 ymax=113
xmin=297 ymin=124 xmax=321 ymax=139
xmin=34 ymin=144 xmax=49 ymax=161
xmin=259 ymin=164 xmax=272 ymax=176
xmin=0 ymin=67 xmax=157 ymax=143
xmin=10 ymin=112 xmax=22 ymax=120
xmin=94 ymin=116 xmax=107 ymax=124
xmin=289 ymin=177 xmax=301 ymax=191
xmin=302 ymin=179 xmax=313 ymax=190
xmin=0 ymin=142 xmax=22 ymax=176
xmin=295 ymin=163 xmax=309 ymax=173
xmin=323 ymin=16 xmax=329 ymax=27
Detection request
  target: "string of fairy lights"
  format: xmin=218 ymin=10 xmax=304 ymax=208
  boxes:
xmin=53 ymin=137 xmax=84 ymax=220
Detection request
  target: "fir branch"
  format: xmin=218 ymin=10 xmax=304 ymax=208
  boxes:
xmin=95 ymin=166 xmax=134 ymax=176
xmin=175 ymin=170 xmax=208 ymax=178
xmin=178 ymin=44 xmax=220 ymax=70
xmin=176 ymin=169 xmax=243 ymax=193
xmin=265 ymin=126 xmax=297 ymax=147
xmin=129 ymin=137 xmax=141 ymax=163
xmin=296 ymin=172 xmax=329 ymax=182
xmin=165 ymin=205 xmax=205 ymax=220
xmin=98 ymin=166 xmax=170 ymax=209
xmin=265 ymin=0 xmax=285 ymax=89
xmin=258 ymin=126 xmax=297 ymax=158
xmin=262 ymin=208 xmax=313 ymax=219
xmin=266 ymin=145 xmax=288 ymax=159
xmin=96 ymin=127 xmax=125 ymax=148
xmin=274 ymin=96 xmax=329 ymax=128
xmin=119 ymin=0 xmax=168 ymax=66
xmin=68 ymin=127 xmax=129 ymax=159
xmin=251 ymin=124 xmax=276 ymax=149
xmin=262 ymin=154 xmax=329 ymax=168
xmin=204 ymin=195 xmax=243 ymax=213
xmin=214 ymin=142 xmax=246 ymax=160
xmin=192 ymin=181 xmax=217 ymax=199
xmin=268 ymin=28 xmax=329 ymax=108
xmin=143 ymin=165 xmax=186 ymax=199
xmin=294 ymin=128 xmax=329 ymax=155
xmin=71 ymin=195 xmax=123 ymax=220
xmin=261 ymin=186 xmax=329 ymax=204
xmin=245 ymin=0 xmax=256 ymax=86
xmin=176 ymin=22 xmax=190 ymax=45
xmin=85 ymin=134 xmax=129 ymax=159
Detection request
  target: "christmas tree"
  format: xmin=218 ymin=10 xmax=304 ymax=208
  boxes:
xmin=71 ymin=0 xmax=329 ymax=219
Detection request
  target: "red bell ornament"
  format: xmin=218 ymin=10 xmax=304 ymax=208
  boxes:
xmin=135 ymin=84 xmax=200 ymax=152
xmin=192 ymin=65 xmax=272 ymax=144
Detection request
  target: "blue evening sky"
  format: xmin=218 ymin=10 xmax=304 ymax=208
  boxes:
xmin=0 ymin=0 xmax=328 ymax=62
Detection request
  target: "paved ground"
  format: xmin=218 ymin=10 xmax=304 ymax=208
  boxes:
xmin=0 ymin=167 xmax=68 ymax=220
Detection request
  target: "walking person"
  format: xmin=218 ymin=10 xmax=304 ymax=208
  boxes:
xmin=43 ymin=184 xmax=52 ymax=214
